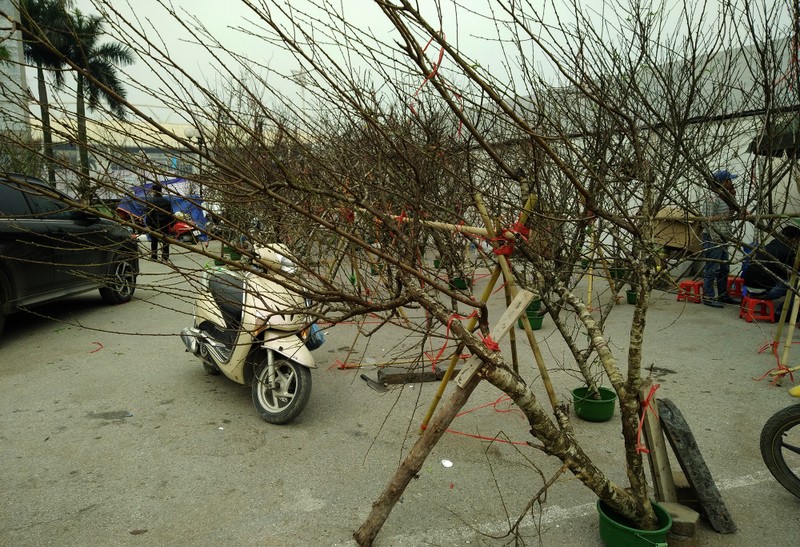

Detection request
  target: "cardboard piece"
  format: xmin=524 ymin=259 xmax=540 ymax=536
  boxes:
xmin=652 ymin=207 xmax=702 ymax=252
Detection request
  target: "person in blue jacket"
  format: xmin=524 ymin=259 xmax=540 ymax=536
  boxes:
xmin=701 ymin=169 xmax=741 ymax=307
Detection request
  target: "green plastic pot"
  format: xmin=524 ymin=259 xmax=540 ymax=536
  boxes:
xmin=449 ymin=277 xmax=471 ymax=290
xmin=526 ymin=300 xmax=541 ymax=313
xmin=572 ymin=386 xmax=617 ymax=422
xmin=517 ymin=312 xmax=544 ymax=330
xmin=626 ymin=289 xmax=638 ymax=305
xmin=597 ymin=500 xmax=672 ymax=547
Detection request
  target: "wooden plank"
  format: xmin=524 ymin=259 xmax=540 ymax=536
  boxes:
xmin=455 ymin=289 xmax=535 ymax=388
xmin=657 ymin=398 xmax=736 ymax=533
xmin=378 ymin=366 xmax=437 ymax=384
xmin=638 ymin=381 xmax=678 ymax=502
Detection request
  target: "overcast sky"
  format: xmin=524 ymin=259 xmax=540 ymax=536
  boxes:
xmin=57 ymin=0 xmax=791 ymax=124
xmin=65 ymin=0 xmax=526 ymax=123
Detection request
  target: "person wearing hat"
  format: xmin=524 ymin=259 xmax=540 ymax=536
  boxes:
xmin=741 ymin=224 xmax=800 ymax=317
xmin=701 ymin=169 xmax=740 ymax=307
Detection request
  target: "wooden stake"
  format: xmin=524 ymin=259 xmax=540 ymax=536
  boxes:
xmin=639 ymin=379 xmax=677 ymax=502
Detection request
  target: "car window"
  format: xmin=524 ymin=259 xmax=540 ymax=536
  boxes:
xmin=0 ymin=180 xmax=31 ymax=216
xmin=21 ymin=187 xmax=78 ymax=220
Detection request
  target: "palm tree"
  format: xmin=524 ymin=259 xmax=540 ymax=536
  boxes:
xmin=19 ymin=0 xmax=74 ymax=186
xmin=64 ymin=10 xmax=133 ymax=201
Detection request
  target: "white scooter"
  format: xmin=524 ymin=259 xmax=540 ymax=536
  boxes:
xmin=180 ymin=243 xmax=324 ymax=424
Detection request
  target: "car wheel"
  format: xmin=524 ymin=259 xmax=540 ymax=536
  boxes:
xmin=100 ymin=256 xmax=138 ymax=304
xmin=0 ymin=295 xmax=6 ymax=337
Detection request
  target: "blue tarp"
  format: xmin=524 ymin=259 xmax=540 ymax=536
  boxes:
xmin=116 ymin=178 xmax=208 ymax=241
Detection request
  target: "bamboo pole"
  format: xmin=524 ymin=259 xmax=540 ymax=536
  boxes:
xmin=417 ymin=266 xmax=503 ymax=433
xmin=418 ymin=193 xmax=540 ymax=432
xmin=771 ymin=242 xmax=800 ymax=348
xmin=474 ymin=195 xmax=559 ymax=410
xmin=475 ymin=199 xmax=520 ymax=374
xmin=778 ymin=274 xmax=800 ymax=371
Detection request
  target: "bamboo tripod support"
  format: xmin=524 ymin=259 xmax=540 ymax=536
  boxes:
xmin=418 ymin=193 xmax=559 ymax=433
xmin=769 ymin=241 xmax=800 ymax=379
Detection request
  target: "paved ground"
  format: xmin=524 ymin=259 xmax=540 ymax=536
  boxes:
xmin=2 ymin=244 xmax=800 ymax=546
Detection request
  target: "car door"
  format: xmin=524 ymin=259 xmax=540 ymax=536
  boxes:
xmin=21 ymin=187 xmax=110 ymax=292
xmin=0 ymin=179 xmax=57 ymax=305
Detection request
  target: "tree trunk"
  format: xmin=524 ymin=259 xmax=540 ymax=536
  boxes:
xmin=76 ymin=76 xmax=91 ymax=202
xmin=353 ymin=373 xmax=481 ymax=546
xmin=36 ymin=64 xmax=56 ymax=187
xmin=481 ymin=364 xmax=659 ymax=530
xmin=354 ymin=283 xmax=658 ymax=545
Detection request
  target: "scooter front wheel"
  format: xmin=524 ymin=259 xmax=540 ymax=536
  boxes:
xmin=760 ymin=403 xmax=800 ymax=499
xmin=252 ymin=358 xmax=312 ymax=424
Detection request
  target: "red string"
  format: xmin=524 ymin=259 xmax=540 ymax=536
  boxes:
xmin=455 ymin=395 xmax=525 ymax=420
xmin=421 ymin=395 xmax=529 ymax=446
xmin=753 ymin=343 xmax=798 ymax=384
xmin=409 ymin=34 xmax=446 ymax=115
xmin=89 ymin=341 xmax=104 ymax=354
xmin=636 ymin=383 xmax=660 ymax=454
xmin=427 ymin=311 xmax=500 ymax=370
xmin=340 ymin=207 xmax=354 ymax=223
xmin=427 ymin=310 xmax=477 ymax=371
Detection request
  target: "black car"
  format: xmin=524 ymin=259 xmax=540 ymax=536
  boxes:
xmin=0 ymin=174 xmax=139 ymax=335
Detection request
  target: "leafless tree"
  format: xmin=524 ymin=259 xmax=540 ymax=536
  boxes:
xmin=1 ymin=0 xmax=798 ymax=544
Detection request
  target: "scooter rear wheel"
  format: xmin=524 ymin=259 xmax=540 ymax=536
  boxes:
xmin=252 ymin=358 xmax=312 ymax=424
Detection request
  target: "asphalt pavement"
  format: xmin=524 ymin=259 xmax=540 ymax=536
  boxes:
xmin=2 ymin=244 xmax=800 ymax=546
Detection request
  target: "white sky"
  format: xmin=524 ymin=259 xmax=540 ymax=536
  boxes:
xmin=54 ymin=0 xmax=792 ymax=124
xmin=76 ymin=0 xmax=529 ymax=122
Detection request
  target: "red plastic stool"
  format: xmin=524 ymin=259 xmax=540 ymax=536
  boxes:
xmin=739 ymin=296 xmax=775 ymax=323
xmin=677 ymin=280 xmax=703 ymax=303
xmin=727 ymin=276 xmax=745 ymax=298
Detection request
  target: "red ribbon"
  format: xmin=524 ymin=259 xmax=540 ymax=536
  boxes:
xmin=409 ymin=34 xmax=446 ymax=115
xmin=636 ymin=383 xmax=660 ymax=454
xmin=426 ymin=311 xmax=499 ymax=371
xmin=481 ymin=334 xmax=500 ymax=352
xmin=491 ymin=222 xmax=531 ymax=257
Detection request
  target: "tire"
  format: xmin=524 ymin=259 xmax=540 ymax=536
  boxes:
xmin=0 ymin=292 xmax=6 ymax=338
xmin=100 ymin=256 xmax=138 ymax=304
xmin=251 ymin=358 xmax=312 ymax=424
xmin=760 ymin=404 xmax=800 ymax=499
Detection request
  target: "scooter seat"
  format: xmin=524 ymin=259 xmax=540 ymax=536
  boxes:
xmin=208 ymin=271 xmax=245 ymax=328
